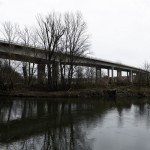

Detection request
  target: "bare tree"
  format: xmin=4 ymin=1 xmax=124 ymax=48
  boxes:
xmin=85 ymin=67 xmax=95 ymax=83
xmin=0 ymin=22 xmax=20 ymax=88
xmin=0 ymin=21 xmax=19 ymax=66
xmin=75 ymin=66 xmax=84 ymax=85
xmin=63 ymin=12 xmax=90 ymax=87
xmin=36 ymin=13 xmax=65 ymax=88
xmin=0 ymin=59 xmax=22 ymax=90
xmin=1 ymin=21 xmax=19 ymax=43
xmin=19 ymin=26 xmax=37 ymax=85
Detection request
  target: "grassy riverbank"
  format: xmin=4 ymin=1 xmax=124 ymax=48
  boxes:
xmin=1 ymin=85 xmax=150 ymax=98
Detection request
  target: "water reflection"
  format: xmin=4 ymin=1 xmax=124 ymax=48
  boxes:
xmin=0 ymin=97 xmax=150 ymax=150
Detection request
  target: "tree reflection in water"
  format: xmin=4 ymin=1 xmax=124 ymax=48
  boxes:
xmin=0 ymin=98 xmax=95 ymax=150
xmin=0 ymin=98 xmax=150 ymax=150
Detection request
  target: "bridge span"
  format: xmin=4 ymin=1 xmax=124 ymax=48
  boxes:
xmin=0 ymin=40 xmax=146 ymax=82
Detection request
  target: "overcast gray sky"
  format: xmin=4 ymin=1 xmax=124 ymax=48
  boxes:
xmin=0 ymin=0 xmax=150 ymax=68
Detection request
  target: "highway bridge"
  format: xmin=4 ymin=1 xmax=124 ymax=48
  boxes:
xmin=0 ymin=40 xmax=147 ymax=82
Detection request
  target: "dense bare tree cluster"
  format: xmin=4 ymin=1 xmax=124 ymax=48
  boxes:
xmin=36 ymin=12 xmax=90 ymax=89
xmin=0 ymin=12 xmax=90 ymax=90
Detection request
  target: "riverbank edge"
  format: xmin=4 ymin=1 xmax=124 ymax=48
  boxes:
xmin=0 ymin=88 xmax=150 ymax=98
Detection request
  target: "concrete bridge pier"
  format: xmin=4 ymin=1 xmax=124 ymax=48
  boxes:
xmin=96 ymin=67 xmax=98 ymax=82
xmin=107 ymin=69 xmax=110 ymax=77
xmin=146 ymin=72 xmax=150 ymax=82
xmin=99 ymin=68 xmax=102 ymax=78
xmin=52 ymin=62 xmax=59 ymax=86
xmin=111 ymin=67 xmax=114 ymax=82
xmin=129 ymin=70 xmax=133 ymax=83
xmin=127 ymin=71 xmax=129 ymax=78
xmin=96 ymin=67 xmax=102 ymax=82
xmin=38 ymin=64 xmax=46 ymax=84
xmin=117 ymin=70 xmax=122 ymax=78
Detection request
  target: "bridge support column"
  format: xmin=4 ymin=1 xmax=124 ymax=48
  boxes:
xmin=107 ymin=69 xmax=110 ymax=77
xmin=96 ymin=68 xmax=98 ymax=82
xmin=117 ymin=70 xmax=121 ymax=78
xmin=111 ymin=67 xmax=114 ymax=82
xmin=52 ymin=62 xmax=59 ymax=86
xmin=96 ymin=67 xmax=101 ymax=82
xmin=127 ymin=71 xmax=129 ymax=77
xmin=38 ymin=64 xmax=46 ymax=84
xmin=99 ymin=68 xmax=102 ymax=79
xmin=146 ymin=72 xmax=150 ymax=83
xmin=127 ymin=71 xmax=129 ymax=81
xmin=129 ymin=70 xmax=133 ymax=83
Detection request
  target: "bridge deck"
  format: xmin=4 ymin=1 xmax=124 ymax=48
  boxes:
xmin=0 ymin=40 xmax=146 ymax=73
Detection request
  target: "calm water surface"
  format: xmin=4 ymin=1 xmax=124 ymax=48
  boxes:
xmin=0 ymin=97 xmax=150 ymax=150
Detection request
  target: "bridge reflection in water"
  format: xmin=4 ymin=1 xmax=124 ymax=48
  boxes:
xmin=0 ymin=98 xmax=150 ymax=150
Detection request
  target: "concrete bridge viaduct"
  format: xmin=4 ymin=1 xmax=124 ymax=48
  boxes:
xmin=0 ymin=40 xmax=146 ymax=83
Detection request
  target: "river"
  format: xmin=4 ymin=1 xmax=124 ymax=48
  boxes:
xmin=0 ymin=97 xmax=150 ymax=150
